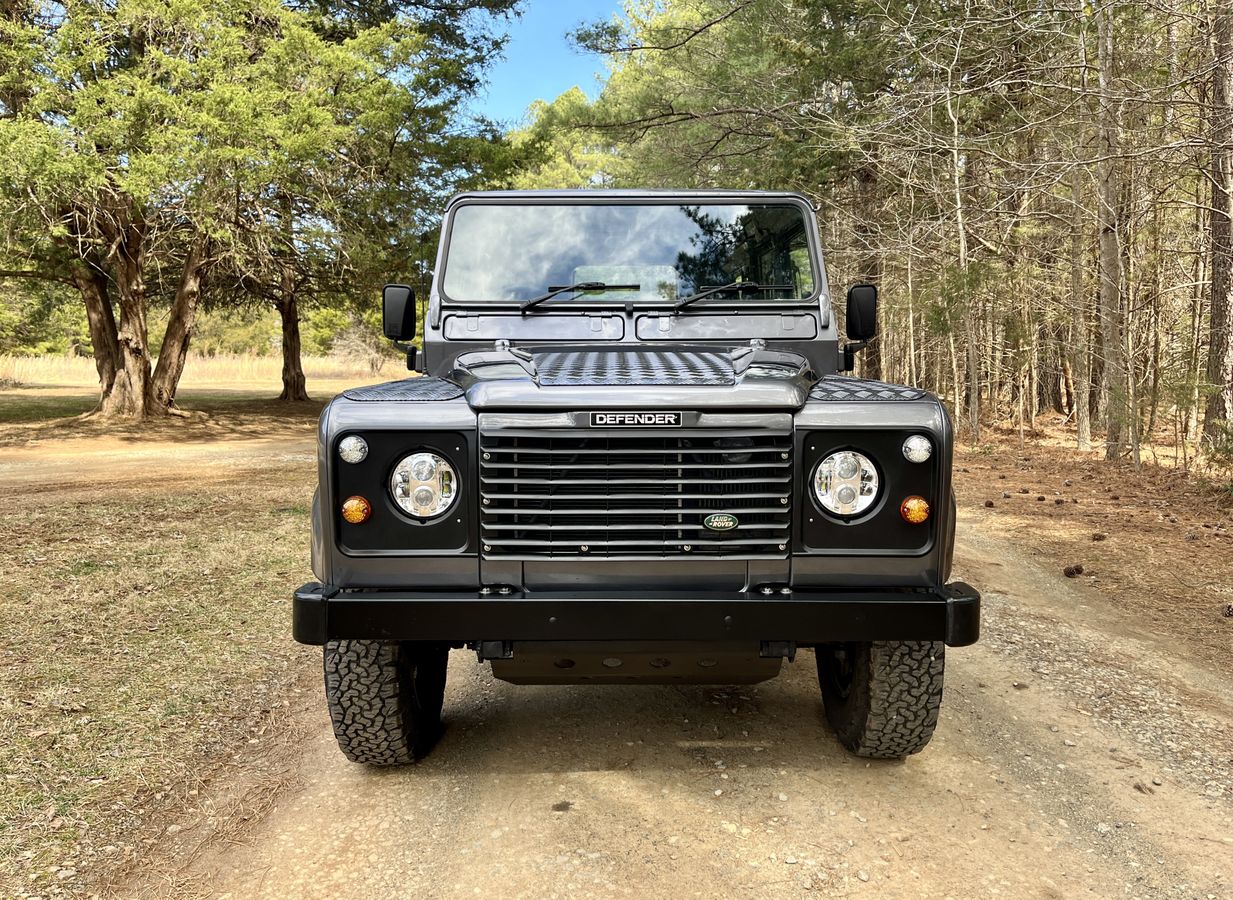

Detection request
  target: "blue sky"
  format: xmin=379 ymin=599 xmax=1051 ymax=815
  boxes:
xmin=472 ymin=0 xmax=625 ymax=126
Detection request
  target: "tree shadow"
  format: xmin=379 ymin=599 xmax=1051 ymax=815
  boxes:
xmin=0 ymin=387 xmax=330 ymax=448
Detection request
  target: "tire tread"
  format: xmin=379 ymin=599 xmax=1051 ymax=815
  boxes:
xmin=324 ymin=639 xmax=445 ymax=766
xmin=820 ymin=640 xmax=944 ymax=759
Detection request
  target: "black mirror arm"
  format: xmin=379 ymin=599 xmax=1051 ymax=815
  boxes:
xmin=840 ymin=340 xmax=868 ymax=373
xmin=392 ymin=341 xmax=418 ymax=373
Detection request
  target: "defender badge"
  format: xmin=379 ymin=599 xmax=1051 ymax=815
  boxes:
xmin=590 ymin=412 xmax=682 ymax=427
xmin=703 ymin=513 xmax=739 ymax=531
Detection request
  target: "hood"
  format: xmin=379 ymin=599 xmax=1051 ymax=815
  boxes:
xmin=449 ymin=345 xmax=813 ymax=410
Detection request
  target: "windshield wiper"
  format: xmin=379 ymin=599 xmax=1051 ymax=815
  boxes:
xmin=673 ymin=281 xmax=795 ymax=313
xmin=519 ymin=281 xmax=641 ymax=314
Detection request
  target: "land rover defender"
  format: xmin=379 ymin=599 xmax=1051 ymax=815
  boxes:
xmin=293 ymin=190 xmax=980 ymax=765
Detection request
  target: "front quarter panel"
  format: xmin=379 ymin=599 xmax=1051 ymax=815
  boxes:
xmin=316 ymin=390 xmax=481 ymax=588
xmin=310 ymin=487 xmax=326 ymax=584
xmin=792 ymin=397 xmax=954 ymax=588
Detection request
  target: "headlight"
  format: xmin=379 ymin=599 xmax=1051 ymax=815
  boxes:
xmin=813 ymin=450 xmax=879 ymax=516
xmin=391 ymin=451 xmax=458 ymax=518
xmin=902 ymin=434 xmax=932 ymax=463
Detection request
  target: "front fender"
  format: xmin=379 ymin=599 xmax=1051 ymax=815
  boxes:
xmin=310 ymin=487 xmax=328 ymax=584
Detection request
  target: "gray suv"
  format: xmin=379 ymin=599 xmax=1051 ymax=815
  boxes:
xmin=293 ymin=190 xmax=980 ymax=765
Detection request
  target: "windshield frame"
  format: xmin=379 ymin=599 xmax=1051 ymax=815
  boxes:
xmin=435 ymin=194 xmax=828 ymax=312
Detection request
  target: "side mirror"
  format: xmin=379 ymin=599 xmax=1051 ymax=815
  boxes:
xmin=845 ymin=284 xmax=878 ymax=342
xmin=382 ymin=284 xmax=416 ymax=341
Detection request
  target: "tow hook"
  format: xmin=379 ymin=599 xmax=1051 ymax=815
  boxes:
xmin=759 ymin=641 xmax=797 ymax=661
xmin=476 ymin=641 xmax=514 ymax=661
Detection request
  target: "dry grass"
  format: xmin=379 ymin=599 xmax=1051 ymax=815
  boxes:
xmin=0 ymin=450 xmax=324 ymax=896
xmin=0 ymin=352 xmax=402 ymax=390
xmin=0 ymin=381 xmax=349 ymax=896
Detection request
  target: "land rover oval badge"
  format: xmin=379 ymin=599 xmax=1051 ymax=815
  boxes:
xmin=703 ymin=513 xmax=739 ymax=532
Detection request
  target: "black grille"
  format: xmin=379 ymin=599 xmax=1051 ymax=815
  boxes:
xmin=532 ymin=349 xmax=735 ymax=386
xmin=479 ymin=425 xmax=792 ymax=558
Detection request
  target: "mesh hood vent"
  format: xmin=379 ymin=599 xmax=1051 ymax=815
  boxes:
xmin=532 ymin=349 xmax=736 ymax=387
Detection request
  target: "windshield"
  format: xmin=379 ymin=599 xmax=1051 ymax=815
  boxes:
xmin=441 ymin=202 xmax=818 ymax=305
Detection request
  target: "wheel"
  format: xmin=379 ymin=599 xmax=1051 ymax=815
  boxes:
xmin=816 ymin=640 xmax=944 ymax=759
xmin=324 ymin=640 xmax=449 ymax=765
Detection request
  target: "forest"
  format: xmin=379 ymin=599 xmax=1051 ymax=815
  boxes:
xmin=2 ymin=0 xmax=1232 ymax=467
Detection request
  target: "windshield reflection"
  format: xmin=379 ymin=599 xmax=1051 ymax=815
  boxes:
xmin=441 ymin=203 xmax=817 ymax=304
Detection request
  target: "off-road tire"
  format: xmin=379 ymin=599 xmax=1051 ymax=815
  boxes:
xmin=324 ymin=640 xmax=449 ymax=765
xmin=817 ymin=641 xmax=944 ymax=759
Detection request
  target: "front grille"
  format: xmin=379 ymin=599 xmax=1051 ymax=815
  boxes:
xmin=479 ymin=423 xmax=792 ymax=558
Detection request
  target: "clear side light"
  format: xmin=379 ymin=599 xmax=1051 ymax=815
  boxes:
xmin=902 ymin=435 xmax=933 ymax=463
xmin=338 ymin=435 xmax=368 ymax=464
xmin=390 ymin=452 xmax=458 ymax=519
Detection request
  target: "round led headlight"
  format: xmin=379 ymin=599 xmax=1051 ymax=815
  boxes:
xmin=902 ymin=434 xmax=933 ymax=464
xmin=813 ymin=450 xmax=879 ymax=517
xmin=390 ymin=451 xmax=458 ymax=519
xmin=338 ymin=435 xmax=368 ymax=464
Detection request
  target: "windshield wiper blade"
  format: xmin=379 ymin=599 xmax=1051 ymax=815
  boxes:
xmin=519 ymin=281 xmax=641 ymax=313
xmin=673 ymin=282 xmax=795 ymax=313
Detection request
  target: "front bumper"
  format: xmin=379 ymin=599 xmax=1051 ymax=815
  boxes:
xmin=292 ymin=581 xmax=980 ymax=648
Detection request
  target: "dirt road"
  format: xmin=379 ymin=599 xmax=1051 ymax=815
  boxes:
xmin=126 ymin=528 xmax=1233 ymax=899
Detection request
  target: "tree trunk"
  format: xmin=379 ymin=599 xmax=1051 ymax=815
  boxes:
xmin=151 ymin=233 xmax=209 ymax=410
xmin=948 ymin=328 xmax=962 ymax=420
xmin=278 ymin=293 xmax=310 ymax=402
xmin=1096 ymin=5 xmax=1128 ymax=460
xmin=1147 ymin=211 xmax=1163 ymax=441
xmin=276 ymin=192 xmax=310 ymax=402
xmin=1070 ymin=167 xmax=1093 ymax=450
xmin=1062 ymin=357 xmax=1075 ymax=417
xmin=948 ymin=83 xmax=978 ymax=439
xmin=1037 ymin=323 xmax=1063 ymax=415
xmin=906 ymin=246 xmax=917 ymax=385
xmin=852 ymin=157 xmax=882 ymax=380
xmin=1204 ymin=8 xmax=1233 ymax=445
xmin=95 ymin=206 xmax=154 ymax=419
xmin=1186 ymin=176 xmax=1208 ymax=443
xmin=72 ymin=260 xmax=118 ymax=394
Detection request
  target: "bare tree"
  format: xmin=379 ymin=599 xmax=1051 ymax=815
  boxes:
xmin=1205 ymin=5 xmax=1233 ymax=446
xmin=1096 ymin=2 xmax=1130 ymax=460
xmin=560 ymin=0 xmax=1223 ymax=463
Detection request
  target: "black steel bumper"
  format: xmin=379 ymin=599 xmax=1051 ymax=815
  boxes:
xmin=292 ymin=581 xmax=981 ymax=648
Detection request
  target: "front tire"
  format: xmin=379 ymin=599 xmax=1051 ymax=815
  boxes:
xmin=817 ymin=641 xmax=944 ymax=759
xmin=324 ymin=640 xmax=448 ymax=765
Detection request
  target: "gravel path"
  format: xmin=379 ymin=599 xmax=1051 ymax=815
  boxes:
xmin=125 ymin=526 xmax=1233 ymax=899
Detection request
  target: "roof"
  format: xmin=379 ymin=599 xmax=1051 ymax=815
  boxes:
xmin=445 ymin=188 xmax=814 ymax=208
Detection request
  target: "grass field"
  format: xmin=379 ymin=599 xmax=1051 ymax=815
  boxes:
xmin=0 ymin=359 xmax=401 ymax=896
xmin=0 ymin=352 xmax=396 ymax=391
xmin=3 ymin=454 xmax=316 ymax=894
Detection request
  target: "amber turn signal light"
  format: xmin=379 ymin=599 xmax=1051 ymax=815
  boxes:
xmin=900 ymin=495 xmax=930 ymax=524
xmin=341 ymin=495 xmax=372 ymax=524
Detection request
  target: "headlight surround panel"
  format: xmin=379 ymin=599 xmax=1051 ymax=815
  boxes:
xmin=798 ymin=429 xmax=940 ymax=555
xmin=331 ymin=430 xmax=474 ymax=554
